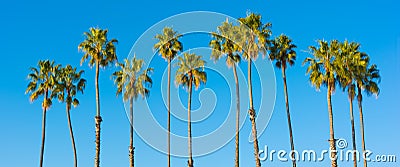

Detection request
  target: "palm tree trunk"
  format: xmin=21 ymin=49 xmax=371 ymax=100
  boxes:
xmin=167 ymin=58 xmax=171 ymax=167
xmin=233 ymin=64 xmax=240 ymax=167
xmin=282 ymin=67 xmax=296 ymax=167
xmin=94 ymin=62 xmax=102 ymax=167
xmin=348 ymin=96 xmax=357 ymax=167
xmin=66 ymin=102 xmax=78 ymax=167
xmin=187 ymin=74 xmax=194 ymax=167
xmin=248 ymin=60 xmax=261 ymax=167
xmin=129 ymin=97 xmax=135 ymax=167
xmin=39 ymin=90 xmax=48 ymax=167
xmin=357 ymin=86 xmax=367 ymax=167
xmin=327 ymin=84 xmax=338 ymax=167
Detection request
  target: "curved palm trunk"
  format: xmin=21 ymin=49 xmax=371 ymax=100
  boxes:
xmin=66 ymin=102 xmax=78 ymax=167
xmin=129 ymin=97 xmax=135 ymax=167
xmin=187 ymin=74 xmax=194 ymax=167
xmin=348 ymin=97 xmax=357 ymax=167
xmin=248 ymin=60 xmax=261 ymax=167
xmin=167 ymin=59 xmax=171 ymax=167
xmin=233 ymin=64 xmax=240 ymax=167
xmin=281 ymin=67 xmax=296 ymax=167
xmin=357 ymin=86 xmax=367 ymax=167
xmin=39 ymin=90 xmax=48 ymax=167
xmin=94 ymin=62 xmax=102 ymax=167
xmin=327 ymin=84 xmax=338 ymax=167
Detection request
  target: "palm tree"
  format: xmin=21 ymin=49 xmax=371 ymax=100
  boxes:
xmin=112 ymin=56 xmax=153 ymax=167
xmin=337 ymin=40 xmax=369 ymax=167
xmin=175 ymin=53 xmax=207 ymax=167
xmin=210 ymin=20 xmax=242 ymax=167
xmin=26 ymin=60 xmax=59 ymax=167
xmin=78 ymin=27 xmax=118 ymax=167
xmin=238 ymin=13 xmax=271 ymax=167
xmin=356 ymin=63 xmax=380 ymax=167
xmin=268 ymin=34 xmax=297 ymax=167
xmin=303 ymin=40 xmax=341 ymax=167
xmin=153 ymin=27 xmax=182 ymax=167
xmin=55 ymin=65 xmax=86 ymax=167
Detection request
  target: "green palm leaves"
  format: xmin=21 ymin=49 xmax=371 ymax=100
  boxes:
xmin=175 ymin=53 xmax=207 ymax=89
xmin=56 ymin=65 xmax=86 ymax=109
xmin=154 ymin=27 xmax=183 ymax=61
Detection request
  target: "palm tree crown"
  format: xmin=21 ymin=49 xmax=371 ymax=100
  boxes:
xmin=269 ymin=34 xmax=296 ymax=69
xmin=175 ymin=53 xmax=207 ymax=89
xmin=55 ymin=65 xmax=86 ymax=109
xmin=154 ymin=27 xmax=183 ymax=61
xmin=210 ymin=21 xmax=241 ymax=67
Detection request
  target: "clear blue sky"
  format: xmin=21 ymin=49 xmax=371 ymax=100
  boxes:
xmin=0 ymin=0 xmax=399 ymax=167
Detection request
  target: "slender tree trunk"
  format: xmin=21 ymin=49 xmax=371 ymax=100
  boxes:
xmin=327 ymin=84 xmax=338 ymax=167
xmin=94 ymin=62 xmax=102 ymax=167
xmin=348 ymin=96 xmax=357 ymax=167
xmin=248 ymin=60 xmax=261 ymax=167
xmin=282 ymin=67 xmax=296 ymax=167
xmin=129 ymin=97 xmax=135 ymax=167
xmin=66 ymin=102 xmax=78 ymax=167
xmin=39 ymin=90 xmax=48 ymax=167
xmin=357 ymin=86 xmax=367 ymax=167
xmin=167 ymin=59 xmax=171 ymax=167
xmin=187 ymin=74 xmax=194 ymax=167
xmin=233 ymin=64 xmax=240 ymax=167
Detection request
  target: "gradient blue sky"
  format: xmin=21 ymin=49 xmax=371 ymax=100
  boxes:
xmin=0 ymin=0 xmax=399 ymax=167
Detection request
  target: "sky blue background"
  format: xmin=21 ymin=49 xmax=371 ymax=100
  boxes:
xmin=0 ymin=0 xmax=399 ymax=166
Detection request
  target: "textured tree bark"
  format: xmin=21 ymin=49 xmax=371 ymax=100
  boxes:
xmin=282 ymin=67 xmax=296 ymax=167
xmin=187 ymin=74 xmax=194 ymax=167
xmin=66 ymin=102 xmax=78 ymax=167
xmin=233 ymin=64 xmax=240 ymax=167
xmin=349 ymin=97 xmax=357 ymax=167
xmin=357 ymin=86 xmax=367 ymax=167
xmin=248 ymin=60 xmax=261 ymax=167
xmin=39 ymin=90 xmax=48 ymax=167
xmin=129 ymin=97 xmax=134 ymax=167
xmin=167 ymin=59 xmax=171 ymax=167
xmin=94 ymin=61 xmax=102 ymax=167
xmin=327 ymin=84 xmax=338 ymax=167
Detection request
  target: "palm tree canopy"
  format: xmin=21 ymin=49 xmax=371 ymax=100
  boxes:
xmin=209 ymin=20 xmax=241 ymax=68
xmin=154 ymin=27 xmax=183 ymax=61
xmin=175 ymin=53 xmax=207 ymax=90
xmin=26 ymin=60 xmax=60 ymax=109
xmin=303 ymin=40 xmax=341 ymax=91
xmin=269 ymin=34 xmax=297 ymax=69
xmin=238 ymin=12 xmax=272 ymax=61
xmin=55 ymin=65 xmax=86 ymax=109
xmin=78 ymin=27 xmax=118 ymax=67
xmin=113 ymin=55 xmax=153 ymax=101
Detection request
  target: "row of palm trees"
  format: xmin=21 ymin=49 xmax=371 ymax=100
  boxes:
xmin=25 ymin=12 xmax=380 ymax=167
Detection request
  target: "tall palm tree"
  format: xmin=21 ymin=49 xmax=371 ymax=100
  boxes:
xmin=303 ymin=40 xmax=341 ymax=167
xmin=238 ymin=13 xmax=271 ymax=167
xmin=268 ymin=34 xmax=297 ymax=167
xmin=153 ymin=27 xmax=182 ymax=167
xmin=55 ymin=65 xmax=86 ymax=167
xmin=175 ymin=53 xmax=207 ymax=167
xmin=26 ymin=60 xmax=59 ymax=167
xmin=356 ymin=63 xmax=380 ymax=167
xmin=112 ymin=56 xmax=153 ymax=167
xmin=78 ymin=27 xmax=118 ymax=167
xmin=337 ymin=40 xmax=369 ymax=167
xmin=210 ymin=20 xmax=242 ymax=167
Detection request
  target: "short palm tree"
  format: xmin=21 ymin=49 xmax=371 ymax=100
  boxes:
xmin=356 ymin=63 xmax=380 ymax=167
xmin=210 ymin=20 xmax=242 ymax=167
xmin=55 ymin=65 xmax=86 ymax=167
xmin=153 ymin=27 xmax=182 ymax=167
xmin=238 ymin=13 xmax=271 ymax=167
xmin=78 ymin=27 xmax=118 ymax=167
xmin=175 ymin=53 xmax=207 ymax=167
xmin=337 ymin=40 xmax=369 ymax=167
xmin=303 ymin=40 xmax=341 ymax=167
xmin=112 ymin=56 xmax=153 ymax=167
xmin=269 ymin=34 xmax=297 ymax=167
xmin=25 ymin=60 xmax=59 ymax=167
